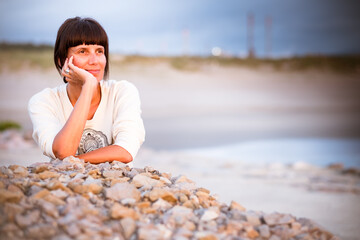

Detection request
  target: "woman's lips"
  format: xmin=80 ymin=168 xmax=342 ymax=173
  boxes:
xmin=87 ymin=70 xmax=100 ymax=75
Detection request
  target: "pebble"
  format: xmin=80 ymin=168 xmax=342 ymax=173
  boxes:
xmin=258 ymin=224 xmax=271 ymax=238
xmin=105 ymin=182 xmax=141 ymax=201
xmin=0 ymin=158 xmax=336 ymax=240
xmin=110 ymin=203 xmax=139 ymax=220
xmin=120 ymin=217 xmax=136 ymax=239
xmin=132 ymin=173 xmax=164 ymax=189
xmin=201 ymin=209 xmax=219 ymax=221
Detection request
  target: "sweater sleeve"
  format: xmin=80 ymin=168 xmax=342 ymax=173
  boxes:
xmin=28 ymin=89 xmax=63 ymax=159
xmin=112 ymin=81 xmax=145 ymax=159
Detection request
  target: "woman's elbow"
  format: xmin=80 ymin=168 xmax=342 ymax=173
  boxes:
xmin=52 ymin=146 xmax=75 ymax=160
xmin=53 ymin=151 xmax=69 ymax=160
xmin=121 ymin=153 xmax=133 ymax=164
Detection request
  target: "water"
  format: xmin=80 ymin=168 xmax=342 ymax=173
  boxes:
xmin=182 ymin=138 xmax=360 ymax=168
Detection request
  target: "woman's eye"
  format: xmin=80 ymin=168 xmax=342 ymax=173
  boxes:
xmin=97 ymin=49 xmax=104 ymax=54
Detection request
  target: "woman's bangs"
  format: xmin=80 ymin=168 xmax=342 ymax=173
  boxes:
xmin=67 ymin=22 xmax=107 ymax=48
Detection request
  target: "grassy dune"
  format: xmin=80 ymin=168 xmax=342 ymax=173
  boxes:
xmin=1 ymin=43 xmax=360 ymax=73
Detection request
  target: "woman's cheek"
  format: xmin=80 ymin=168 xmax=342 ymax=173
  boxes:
xmin=71 ymin=56 xmax=83 ymax=68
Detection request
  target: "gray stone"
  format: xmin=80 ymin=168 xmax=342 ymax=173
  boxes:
xmin=120 ymin=217 xmax=137 ymax=239
xmin=152 ymin=198 xmax=172 ymax=211
xmin=245 ymin=212 xmax=261 ymax=226
xmin=105 ymin=182 xmax=141 ymax=201
xmin=258 ymin=224 xmax=271 ymax=238
xmin=15 ymin=209 xmax=41 ymax=227
xmin=201 ymin=208 xmax=219 ymax=222
xmin=102 ymin=169 xmax=123 ymax=178
xmin=132 ymin=174 xmax=164 ymax=188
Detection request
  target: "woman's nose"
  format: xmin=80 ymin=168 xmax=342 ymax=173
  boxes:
xmin=88 ymin=53 xmax=98 ymax=64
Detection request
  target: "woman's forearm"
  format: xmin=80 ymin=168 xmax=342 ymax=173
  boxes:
xmin=52 ymin=82 xmax=96 ymax=159
xmin=76 ymin=145 xmax=133 ymax=164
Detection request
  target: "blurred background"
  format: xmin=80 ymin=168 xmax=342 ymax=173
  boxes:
xmin=1 ymin=0 xmax=359 ymax=166
xmin=1 ymin=1 xmax=360 ymax=238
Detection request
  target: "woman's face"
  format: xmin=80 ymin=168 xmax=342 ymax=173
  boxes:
xmin=67 ymin=44 xmax=106 ymax=82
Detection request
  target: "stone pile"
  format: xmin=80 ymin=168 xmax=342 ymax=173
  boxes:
xmin=0 ymin=157 xmax=337 ymax=240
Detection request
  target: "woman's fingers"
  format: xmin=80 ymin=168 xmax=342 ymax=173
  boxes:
xmin=62 ymin=58 xmax=71 ymax=80
xmin=68 ymin=56 xmax=77 ymax=70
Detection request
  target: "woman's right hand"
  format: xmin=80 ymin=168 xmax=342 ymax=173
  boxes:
xmin=62 ymin=56 xmax=98 ymax=87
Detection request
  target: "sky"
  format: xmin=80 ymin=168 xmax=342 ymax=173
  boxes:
xmin=1 ymin=0 xmax=360 ymax=57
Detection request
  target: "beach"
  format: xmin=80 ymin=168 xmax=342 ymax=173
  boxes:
xmin=1 ymin=58 xmax=360 ymax=239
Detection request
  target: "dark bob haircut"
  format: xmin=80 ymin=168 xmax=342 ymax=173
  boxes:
xmin=54 ymin=17 xmax=109 ymax=83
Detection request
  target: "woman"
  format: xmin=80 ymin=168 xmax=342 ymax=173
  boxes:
xmin=28 ymin=17 xmax=145 ymax=164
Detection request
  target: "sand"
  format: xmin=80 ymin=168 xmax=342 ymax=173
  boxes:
xmin=1 ymin=61 xmax=360 ymax=239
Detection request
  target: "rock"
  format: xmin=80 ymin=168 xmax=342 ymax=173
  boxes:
xmin=26 ymin=223 xmax=58 ymax=239
xmin=174 ymin=227 xmax=194 ymax=239
xmin=51 ymin=189 xmax=69 ymax=199
xmin=245 ymin=212 xmax=261 ymax=226
xmin=15 ymin=210 xmax=41 ymax=227
xmin=258 ymin=224 xmax=271 ymax=238
xmin=224 ymin=220 xmax=243 ymax=235
xmin=111 ymin=161 xmax=128 ymax=170
xmin=0 ymin=189 xmax=23 ymax=203
xmin=196 ymin=191 xmax=210 ymax=208
xmin=136 ymin=201 xmax=151 ymax=209
xmin=31 ymin=163 xmax=51 ymax=173
xmin=246 ymin=226 xmax=259 ymax=239
xmin=110 ymin=203 xmax=139 ymax=220
xmin=229 ymin=200 xmax=246 ymax=211
xmin=120 ymin=198 xmax=137 ymax=206
xmin=110 ymin=177 xmax=130 ymax=186
xmin=105 ymin=182 xmax=141 ymax=202
xmin=9 ymin=165 xmax=28 ymax=177
xmin=38 ymin=199 xmax=59 ymax=218
xmin=161 ymin=172 xmax=172 ymax=180
xmin=159 ymin=176 xmax=172 ymax=185
xmin=138 ymin=224 xmax=163 ymax=240
xmin=120 ymin=217 xmax=136 ymax=239
xmin=83 ymin=176 xmax=103 ymax=194
xmin=63 ymin=224 xmax=81 ymax=237
xmin=291 ymin=221 xmax=302 ymax=230
xmin=38 ymin=170 xmax=60 ymax=180
xmin=32 ymin=188 xmax=51 ymax=199
xmin=152 ymin=198 xmax=172 ymax=211
xmin=68 ymin=179 xmax=102 ymax=195
xmin=264 ymin=213 xmax=295 ymax=226
xmin=149 ymin=187 xmax=177 ymax=203
xmin=44 ymin=193 xmax=66 ymax=206
xmin=3 ymin=202 xmax=24 ymax=221
xmin=46 ymin=179 xmax=66 ymax=190
xmin=201 ymin=208 xmax=219 ymax=221
xmin=132 ymin=174 xmax=164 ymax=189
xmin=269 ymin=235 xmax=282 ymax=240
xmin=174 ymin=175 xmax=194 ymax=184
xmin=102 ymin=169 xmax=123 ymax=178
xmin=182 ymin=200 xmax=196 ymax=209
xmin=194 ymin=231 xmax=218 ymax=240
xmin=164 ymin=206 xmax=195 ymax=227
xmin=31 ymin=188 xmax=65 ymax=205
